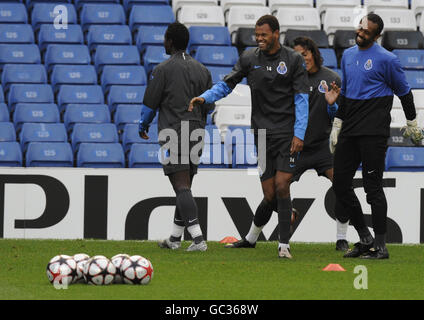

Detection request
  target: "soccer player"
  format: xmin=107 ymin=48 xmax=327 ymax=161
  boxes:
xmin=138 ymin=22 xmax=214 ymax=252
xmin=189 ymin=15 xmax=309 ymax=259
xmin=292 ymin=36 xmax=350 ymax=251
xmin=330 ymin=13 xmax=424 ymax=259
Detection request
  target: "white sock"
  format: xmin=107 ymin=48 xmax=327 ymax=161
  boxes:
xmin=171 ymin=223 xmax=184 ymax=240
xmin=278 ymin=243 xmax=290 ymax=250
xmin=336 ymin=219 xmax=349 ymax=241
xmin=187 ymin=224 xmax=203 ymax=239
xmin=245 ymin=223 xmax=263 ymax=244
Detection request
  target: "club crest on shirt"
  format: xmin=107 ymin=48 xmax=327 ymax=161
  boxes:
xmin=364 ymin=59 xmax=373 ymax=70
xmin=318 ymin=80 xmax=327 ymax=93
xmin=277 ymin=61 xmax=287 ymax=75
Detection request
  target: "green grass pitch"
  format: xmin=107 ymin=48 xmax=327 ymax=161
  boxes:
xmin=0 ymin=239 xmax=423 ymax=300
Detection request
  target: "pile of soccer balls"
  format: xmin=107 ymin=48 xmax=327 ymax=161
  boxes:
xmin=46 ymin=253 xmax=154 ymax=286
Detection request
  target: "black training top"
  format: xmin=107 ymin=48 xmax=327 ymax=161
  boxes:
xmin=223 ymin=46 xmax=309 ymax=137
xmin=304 ymin=66 xmax=341 ymax=150
xmin=143 ymin=51 xmax=213 ymax=133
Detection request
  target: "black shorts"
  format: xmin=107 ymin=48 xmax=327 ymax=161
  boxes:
xmin=160 ymin=121 xmax=204 ymax=177
xmin=255 ymin=134 xmax=299 ymax=182
xmin=291 ymin=143 xmax=333 ymax=182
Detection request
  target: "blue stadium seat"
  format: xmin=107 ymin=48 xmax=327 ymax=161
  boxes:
xmin=31 ymin=3 xmax=77 ymax=31
xmin=194 ymin=46 xmax=239 ymax=67
xmin=63 ymin=104 xmax=111 ymax=133
xmin=7 ymin=84 xmax=54 ymax=113
xmin=128 ymin=143 xmax=162 ymax=168
xmin=204 ymin=124 xmax=222 ymax=144
xmin=122 ymin=123 xmax=158 ymax=153
xmin=94 ymin=45 xmax=140 ymax=74
xmin=0 ymin=86 xmax=3 ymax=103
xmin=320 ymin=48 xmax=338 ymax=69
xmin=26 ymin=142 xmax=73 ymax=167
xmin=87 ymin=25 xmax=132 ymax=52
xmin=19 ymin=123 xmax=68 ymax=152
xmin=0 ymin=142 xmax=22 ymax=167
xmin=100 ymin=65 xmax=147 ymax=93
xmin=207 ymin=66 xmax=232 ymax=84
xmin=44 ymin=44 xmax=90 ymax=73
xmin=107 ymin=85 xmax=146 ymax=113
xmin=38 ymin=24 xmax=83 ymax=52
xmin=143 ymin=45 xmax=169 ymax=76
xmin=386 ymin=147 xmax=424 ymax=171
xmin=392 ymin=49 xmax=424 ymax=70
xmin=135 ymin=25 xmax=167 ymax=55
xmin=0 ymin=122 xmax=17 ymax=142
xmin=13 ymin=103 xmax=60 ymax=133
xmin=57 ymin=85 xmax=104 ymax=113
xmin=0 ymin=24 xmax=34 ymax=44
xmin=76 ymin=142 xmax=125 ymax=168
xmin=71 ymin=123 xmax=119 ymax=153
xmin=129 ymin=5 xmax=175 ymax=32
xmin=224 ymin=125 xmax=255 ymax=146
xmin=26 ymin=0 xmax=73 ymax=10
xmin=50 ymin=64 xmax=97 ymax=93
xmin=188 ymin=26 xmax=232 ymax=55
xmin=123 ymin=0 xmax=169 ymax=13
xmin=199 ymin=143 xmax=230 ymax=168
xmin=0 ymin=44 xmax=40 ymax=70
xmin=1 ymin=64 xmax=47 ymax=92
xmin=0 ymin=103 xmax=9 ymax=122
xmin=74 ymin=0 xmax=120 ymax=11
xmin=404 ymin=70 xmax=424 ymax=89
xmin=232 ymin=144 xmax=257 ymax=168
xmin=0 ymin=3 xmax=27 ymax=24
xmin=114 ymin=104 xmax=142 ymax=132
xmin=80 ymin=4 xmax=126 ymax=32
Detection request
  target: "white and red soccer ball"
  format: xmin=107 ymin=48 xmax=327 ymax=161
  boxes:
xmin=120 ymin=255 xmax=154 ymax=285
xmin=46 ymin=255 xmax=77 ymax=286
xmin=83 ymin=255 xmax=116 ymax=285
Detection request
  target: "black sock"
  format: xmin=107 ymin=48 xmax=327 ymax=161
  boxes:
xmin=253 ymin=198 xmax=277 ymax=227
xmin=176 ymin=188 xmax=199 ymax=227
xmin=374 ymin=233 xmax=386 ymax=249
xmin=358 ymin=227 xmax=373 ymax=245
xmin=170 ymin=208 xmax=184 ymax=242
xmin=277 ymin=197 xmax=292 ymax=244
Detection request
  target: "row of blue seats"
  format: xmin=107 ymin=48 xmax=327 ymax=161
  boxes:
xmin=0 ymin=120 xmax=224 ymax=152
xmin=0 ymin=23 xmax=234 ymax=56
xmin=0 ymin=83 xmax=143 ymax=114
xmin=0 ymin=137 xmax=423 ymax=170
xmin=0 ymin=2 xmax=174 ymax=31
xmin=1 ymin=47 xmax=424 ymax=93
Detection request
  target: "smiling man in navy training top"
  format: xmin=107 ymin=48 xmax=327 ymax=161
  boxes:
xmin=189 ymin=15 xmax=309 ymax=259
xmin=330 ymin=13 xmax=424 ymax=259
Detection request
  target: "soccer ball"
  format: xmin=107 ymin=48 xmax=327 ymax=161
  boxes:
xmin=121 ymin=255 xmax=154 ymax=285
xmin=111 ymin=253 xmax=130 ymax=283
xmin=72 ymin=253 xmax=90 ymax=283
xmin=83 ymin=255 xmax=116 ymax=285
xmin=46 ymin=255 xmax=77 ymax=286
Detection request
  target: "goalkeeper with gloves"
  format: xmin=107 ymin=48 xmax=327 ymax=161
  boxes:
xmin=329 ymin=13 xmax=424 ymax=259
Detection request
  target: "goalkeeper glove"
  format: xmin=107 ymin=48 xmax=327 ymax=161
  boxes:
xmin=402 ymin=118 xmax=424 ymax=146
xmin=329 ymin=117 xmax=343 ymax=154
xmin=138 ymin=120 xmax=149 ymax=139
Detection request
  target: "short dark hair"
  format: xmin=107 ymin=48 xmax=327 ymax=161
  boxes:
xmin=293 ymin=36 xmax=323 ymax=70
xmin=256 ymin=15 xmax=280 ymax=33
xmin=165 ymin=22 xmax=189 ymax=50
xmin=366 ymin=13 xmax=384 ymax=36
